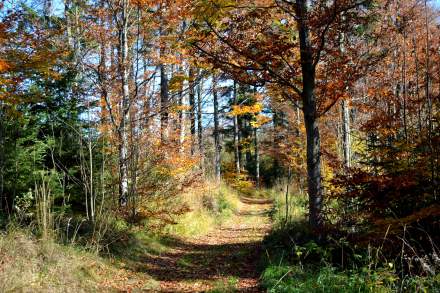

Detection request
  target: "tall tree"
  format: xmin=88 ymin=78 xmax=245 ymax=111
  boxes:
xmin=191 ymin=0 xmax=374 ymax=229
xmin=117 ymin=0 xmax=131 ymax=207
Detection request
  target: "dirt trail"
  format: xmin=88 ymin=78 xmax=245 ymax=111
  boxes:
xmin=145 ymin=196 xmax=273 ymax=292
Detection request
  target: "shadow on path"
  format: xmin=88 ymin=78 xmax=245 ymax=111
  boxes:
xmin=127 ymin=196 xmax=273 ymax=292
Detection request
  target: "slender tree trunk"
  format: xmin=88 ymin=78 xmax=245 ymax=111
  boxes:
xmin=233 ymin=81 xmax=240 ymax=174
xmin=254 ymin=127 xmax=260 ymax=189
xmin=238 ymin=115 xmax=243 ymax=172
xmin=424 ymin=0 xmax=435 ymax=199
xmin=213 ymin=75 xmax=221 ymax=182
xmin=118 ymin=0 xmax=130 ymax=207
xmin=412 ymin=38 xmax=422 ymax=133
xmin=197 ymin=77 xmax=204 ymax=168
xmin=402 ymin=31 xmax=408 ymax=141
xmin=44 ymin=0 xmax=52 ymax=24
xmin=160 ymin=25 xmax=169 ymax=144
xmin=339 ymin=14 xmax=351 ymax=169
xmin=143 ymin=58 xmax=151 ymax=130
xmin=341 ymin=100 xmax=351 ymax=168
xmin=0 ymin=103 xmax=4 ymax=213
xmin=245 ymin=120 xmax=251 ymax=168
xmin=189 ymin=67 xmax=196 ymax=155
xmin=297 ymin=0 xmax=323 ymax=230
xmin=87 ymin=101 xmax=95 ymax=222
xmin=160 ymin=63 xmax=169 ymax=143
xmin=178 ymin=66 xmax=186 ymax=152
xmin=64 ymin=0 xmax=73 ymax=48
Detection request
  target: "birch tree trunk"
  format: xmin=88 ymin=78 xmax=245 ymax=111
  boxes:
xmin=341 ymin=100 xmax=351 ymax=168
xmin=118 ymin=0 xmax=130 ymax=207
xmin=339 ymin=14 xmax=351 ymax=169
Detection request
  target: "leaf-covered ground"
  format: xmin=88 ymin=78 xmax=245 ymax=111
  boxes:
xmin=141 ymin=196 xmax=273 ymax=292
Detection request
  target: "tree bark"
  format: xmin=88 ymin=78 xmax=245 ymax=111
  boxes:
xmin=118 ymin=0 xmax=130 ymax=207
xmin=178 ymin=66 xmax=186 ymax=152
xmin=197 ymin=77 xmax=204 ymax=168
xmin=160 ymin=62 xmax=169 ymax=144
xmin=0 ymin=103 xmax=5 ymax=213
xmin=213 ymin=75 xmax=221 ymax=182
xmin=254 ymin=127 xmax=260 ymax=189
xmin=189 ymin=67 xmax=196 ymax=155
xmin=233 ymin=81 xmax=240 ymax=174
xmin=341 ymin=99 xmax=351 ymax=168
xmin=296 ymin=0 xmax=323 ymax=230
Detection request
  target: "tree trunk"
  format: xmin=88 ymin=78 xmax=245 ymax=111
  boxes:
xmin=339 ymin=14 xmax=351 ymax=169
xmin=341 ymin=99 xmax=351 ymax=168
xmin=160 ymin=63 xmax=169 ymax=143
xmin=245 ymin=120 xmax=251 ymax=168
xmin=197 ymin=77 xmax=204 ymax=168
xmin=118 ymin=0 xmax=130 ymax=207
xmin=0 ymin=103 xmax=5 ymax=212
xmin=178 ymin=66 xmax=186 ymax=152
xmin=213 ymin=75 xmax=221 ymax=182
xmin=44 ymin=0 xmax=52 ymax=24
xmin=233 ymin=81 xmax=240 ymax=174
xmin=297 ymin=0 xmax=323 ymax=230
xmin=160 ymin=30 xmax=169 ymax=144
xmin=189 ymin=67 xmax=196 ymax=155
xmin=254 ymin=127 xmax=260 ymax=189
xmin=64 ymin=0 xmax=73 ymax=48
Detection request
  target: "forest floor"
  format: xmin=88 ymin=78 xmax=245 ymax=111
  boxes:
xmin=141 ymin=196 xmax=273 ymax=292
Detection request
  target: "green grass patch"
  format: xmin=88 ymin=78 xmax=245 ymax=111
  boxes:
xmin=164 ymin=181 xmax=240 ymax=237
xmin=0 ymin=227 xmax=159 ymax=292
xmin=260 ymin=187 xmax=440 ymax=293
xmin=209 ymin=277 xmax=239 ymax=293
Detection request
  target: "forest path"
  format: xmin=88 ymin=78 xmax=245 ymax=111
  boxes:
xmin=145 ymin=196 xmax=273 ymax=292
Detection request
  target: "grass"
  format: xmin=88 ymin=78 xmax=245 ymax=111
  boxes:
xmin=209 ymin=276 xmax=239 ymax=293
xmin=268 ymin=185 xmax=308 ymax=227
xmin=260 ymin=185 xmax=440 ymax=293
xmin=164 ymin=181 xmax=240 ymax=237
xmin=0 ymin=179 xmax=267 ymax=292
xmin=261 ymin=264 xmax=395 ymax=293
xmin=0 ymin=227 xmax=160 ymax=292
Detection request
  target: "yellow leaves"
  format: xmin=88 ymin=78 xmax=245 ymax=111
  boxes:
xmin=169 ymin=73 xmax=186 ymax=93
xmin=229 ymin=102 xmax=263 ymax=116
xmin=173 ymin=104 xmax=192 ymax=112
xmin=192 ymin=0 xmax=236 ymax=24
xmin=250 ymin=114 xmax=271 ymax=128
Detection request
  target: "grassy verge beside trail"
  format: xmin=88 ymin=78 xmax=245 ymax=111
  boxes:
xmin=0 ymin=180 xmax=241 ymax=292
xmin=260 ymin=185 xmax=440 ymax=293
xmin=0 ymin=226 xmax=160 ymax=292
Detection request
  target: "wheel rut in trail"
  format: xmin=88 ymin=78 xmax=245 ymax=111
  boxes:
xmin=143 ymin=196 xmax=273 ymax=292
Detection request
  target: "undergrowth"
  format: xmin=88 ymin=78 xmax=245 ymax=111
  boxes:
xmin=0 ymin=226 xmax=159 ymax=292
xmin=260 ymin=185 xmax=440 ymax=293
xmin=0 ymin=180 xmax=240 ymax=292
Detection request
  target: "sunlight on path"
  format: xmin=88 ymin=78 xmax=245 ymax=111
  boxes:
xmin=146 ymin=196 xmax=273 ymax=292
